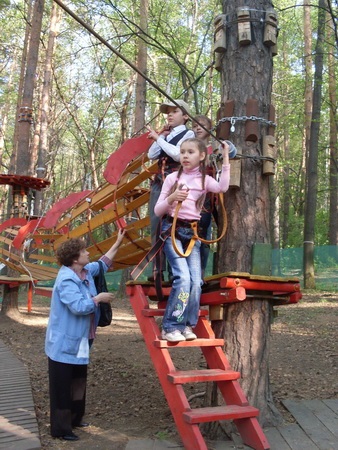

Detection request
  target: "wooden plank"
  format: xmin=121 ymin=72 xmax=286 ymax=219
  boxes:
xmin=0 ymin=426 xmax=39 ymax=436
xmin=324 ymin=399 xmax=338 ymax=415
xmin=277 ymin=423 xmax=318 ymax=450
xmin=264 ymin=427 xmax=292 ymax=450
xmin=54 ymin=190 xmax=150 ymax=245
xmin=205 ymin=272 xmax=300 ymax=283
xmin=303 ymin=400 xmax=338 ymax=439
xmin=283 ymin=399 xmax=338 ymax=450
xmin=0 ymin=436 xmax=40 ymax=450
xmin=0 ymin=339 xmax=41 ymax=450
xmin=27 ymin=254 xmax=56 ymax=263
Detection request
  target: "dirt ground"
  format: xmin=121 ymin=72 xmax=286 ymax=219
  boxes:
xmin=0 ymin=290 xmax=337 ymax=449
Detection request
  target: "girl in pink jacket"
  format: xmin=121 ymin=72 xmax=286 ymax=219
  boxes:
xmin=154 ymin=138 xmax=230 ymax=342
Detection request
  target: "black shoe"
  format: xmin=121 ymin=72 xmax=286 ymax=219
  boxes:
xmin=75 ymin=422 xmax=89 ymax=428
xmin=62 ymin=432 xmax=79 ymax=441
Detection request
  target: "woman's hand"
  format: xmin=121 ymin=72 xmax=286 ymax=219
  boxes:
xmin=105 ymin=228 xmax=126 ymax=260
xmin=115 ymin=228 xmax=126 ymax=246
xmin=96 ymin=292 xmax=114 ymax=304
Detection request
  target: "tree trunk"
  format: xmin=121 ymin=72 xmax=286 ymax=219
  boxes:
xmin=328 ymin=14 xmax=338 ymax=245
xmin=6 ymin=0 xmax=34 ymax=219
xmin=134 ymin=0 xmax=148 ymax=134
xmin=1 ymin=0 xmax=45 ymax=314
xmin=34 ymin=2 xmax=62 ymax=216
xmin=281 ymin=33 xmax=291 ymax=248
xmin=205 ymin=0 xmax=282 ymax=434
xmin=16 ymin=0 xmax=45 ymax=176
xmin=303 ymin=0 xmax=313 ymax=168
xmin=303 ymin=0 xmax=326 ymax=288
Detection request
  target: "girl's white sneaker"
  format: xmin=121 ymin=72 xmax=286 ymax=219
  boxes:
xmin=161 ymin=330 xmax=186 ymax=342
xmin=182 ymin=326 xmax=197 ymax=340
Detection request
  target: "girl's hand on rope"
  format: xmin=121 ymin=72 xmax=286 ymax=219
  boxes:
xmin=168 ymin=184 xmax=189 ymax=205
xmin=221 ymin=141 xmax=230 ymax=164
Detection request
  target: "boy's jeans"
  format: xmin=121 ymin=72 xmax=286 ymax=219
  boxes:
xmin=161 ymin=219 xmax=202 ymax=332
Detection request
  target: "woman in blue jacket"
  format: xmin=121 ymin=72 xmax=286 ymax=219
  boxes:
xmin=45 ymin=229 xmax=125 ymax=441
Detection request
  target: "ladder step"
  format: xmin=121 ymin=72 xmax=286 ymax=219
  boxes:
xmin=154 ymin=338 xmax=224 ymax=348
xmin=168 ymin=369 xmax=241 ymax=384
xmin=183 ymin=405 xmax=259 ymax=424
xmin=142 ymin=308 xmax=208 ymax=317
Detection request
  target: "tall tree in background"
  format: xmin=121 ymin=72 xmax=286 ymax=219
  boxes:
xmin=303 ymin=0 xmax=326 ymax=288
xmin=1 ymin=0 xmax=45 ymax=314
xmin=34 ymin=2 xmax=62 ymax=216
xmin=209 ymin=0 xmax=282 ymax=432
xmin=328 ymin=12 xmax=338 ymax=245
xmin=16 ymin=0 xmax=45 ymax=176
xmin=134 ymin=0 xmax=148 ymax=133
xmin=302 ymin=0 xmax=313 ymax=224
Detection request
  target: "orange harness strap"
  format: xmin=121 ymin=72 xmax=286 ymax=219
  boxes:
xmin=171 ymin=193 xmax=227 ymax=258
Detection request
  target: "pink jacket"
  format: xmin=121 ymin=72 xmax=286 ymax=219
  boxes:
xmin=154 ymin=165 xmax=230 ymax=221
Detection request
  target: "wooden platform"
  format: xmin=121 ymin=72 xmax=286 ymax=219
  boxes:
xmin=277 ymin=399 xmax=338 ymax=450
xmin=210 ymin=399 xmax=338 ymax=449
xmin=0 ymin=339 xmax=40 ymax=450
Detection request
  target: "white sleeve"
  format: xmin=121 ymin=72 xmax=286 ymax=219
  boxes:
xmin=147 ymin=130 xmax=195 ymax=162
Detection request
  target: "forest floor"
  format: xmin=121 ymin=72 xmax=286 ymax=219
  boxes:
xmin=0 ymin=290 xmax=337 ymax=449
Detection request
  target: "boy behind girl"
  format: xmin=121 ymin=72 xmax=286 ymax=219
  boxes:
xmin=147 ymin=99 xmax=194 ymax=281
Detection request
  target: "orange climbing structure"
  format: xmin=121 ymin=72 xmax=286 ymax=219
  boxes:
xmin=0 ymin=133 xmax=302 ymax=450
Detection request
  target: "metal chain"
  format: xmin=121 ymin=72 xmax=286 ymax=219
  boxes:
xmin=212 ymin=115 xmax=277 ymax=133
xmin=209 ymin=145 xmax=277 ymax=164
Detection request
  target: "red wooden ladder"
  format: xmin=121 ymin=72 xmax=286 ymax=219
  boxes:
xmin=126 ymin=283 xmax=270 ymax=450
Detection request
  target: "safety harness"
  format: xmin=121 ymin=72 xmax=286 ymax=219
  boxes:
xmin=131 ymin=191 xmax=227 ymax=281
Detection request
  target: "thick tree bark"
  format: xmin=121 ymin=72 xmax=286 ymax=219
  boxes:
xmin=205 ymin=0 xmax=282 ymax=432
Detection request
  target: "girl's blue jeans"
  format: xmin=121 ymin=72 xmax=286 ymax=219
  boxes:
xmin=161 ymin=218 xmax=202 ymax=333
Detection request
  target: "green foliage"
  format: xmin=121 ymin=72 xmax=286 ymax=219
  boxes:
xmin=0 ymin=0 xmax=10 ymax=13
xmin=0 ymin=0 xmax=337 ymax=283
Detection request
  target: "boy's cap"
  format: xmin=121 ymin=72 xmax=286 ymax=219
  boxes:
xmin=160 ymin=99 xmax=190 ymax=115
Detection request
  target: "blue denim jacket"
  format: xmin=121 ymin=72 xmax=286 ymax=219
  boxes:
xmin=45 ymin=260 xmax=107 ymax=365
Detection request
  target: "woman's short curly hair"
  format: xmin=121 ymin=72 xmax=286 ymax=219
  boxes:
xmin=56 ymin=238 xmax=87 ymax=267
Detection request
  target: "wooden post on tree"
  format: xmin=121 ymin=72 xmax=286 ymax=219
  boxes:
xmin=205 ymin=0 xmax=282 ymax=436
